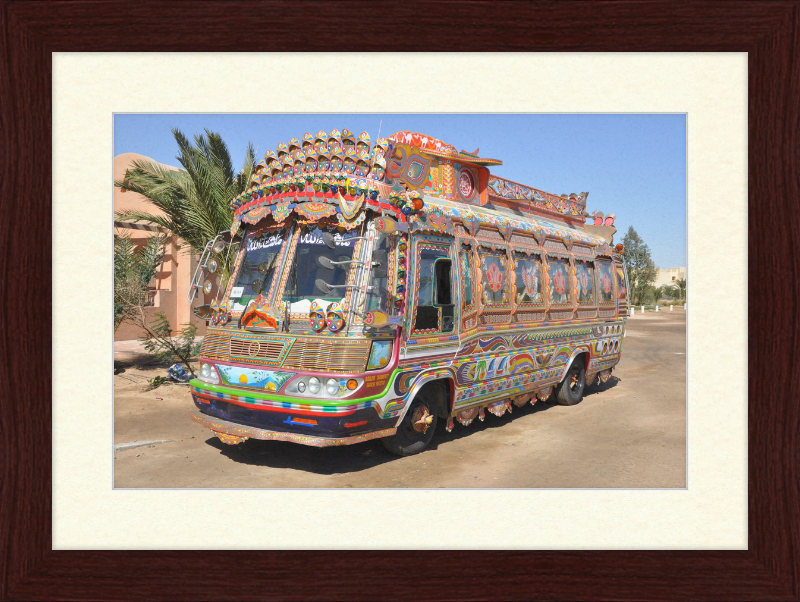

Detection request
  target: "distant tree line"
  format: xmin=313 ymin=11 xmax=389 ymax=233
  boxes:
xmin=622 ymin=226 xmax=686 ymax=305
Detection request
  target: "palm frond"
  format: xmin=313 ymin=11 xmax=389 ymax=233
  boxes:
xmin=116 ymin=128 xmax=254 ymax=277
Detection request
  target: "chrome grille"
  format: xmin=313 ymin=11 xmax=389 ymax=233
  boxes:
xmin=200 ymin=329 xmax=232 ymax=361
xmin=282 ymin=338 xmax=371 ymax=373
xmin=229 ymin=336 xmax=289 ymax=366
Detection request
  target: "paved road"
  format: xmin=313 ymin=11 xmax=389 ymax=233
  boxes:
xmin=113 ymin=310 xmax=686 ymax=488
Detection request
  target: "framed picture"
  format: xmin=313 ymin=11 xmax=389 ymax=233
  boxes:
xmin=2 ymin=2 xmax=797 ymax=600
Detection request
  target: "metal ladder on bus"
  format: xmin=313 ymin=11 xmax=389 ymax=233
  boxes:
xmin=187 ymin=232 xmax=227 ymax=303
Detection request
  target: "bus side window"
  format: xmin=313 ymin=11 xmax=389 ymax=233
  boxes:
xmin=434 ymin=259 xmax=452 ymax=304
xmin=459 ymin=244 xmax=478 ymax=325
xmin=434 ymin=259 xmax=454 ymax=333
xmin=597 ymin=261 xmax=615 ymax=304
xmin=576 ymin=260 xmax=595 ymax=305
xmin=412 ymin=244 xmax=455 ymax=334
xmin=479 ymin=247 xmax=509 ymax=306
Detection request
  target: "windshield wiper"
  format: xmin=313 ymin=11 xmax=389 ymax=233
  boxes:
xmin=315 ymin=280 xmax=373 ymax=295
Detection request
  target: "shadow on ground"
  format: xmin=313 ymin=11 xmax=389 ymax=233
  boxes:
xmin=206 ymin=381 xmax=617 ymax=475
xmin=114 ymin=357 xmax=172 ymax=374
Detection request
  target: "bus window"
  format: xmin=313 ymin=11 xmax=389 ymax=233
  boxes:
xmin=434 ymin=259 xmax=454 ymax=333
xmin=283 ymin=224 xmax=360 ymax=312
xmin=228 ymin=226 xmax=286 ymax=311
xmin=459 ymin=245 xmax=475 ymax=313
xmin=479 ymin=247 xmax=508 ymax=306
xmin=597 ymin=261 xmax=615 ymax=304
xmin=514 ymin=252 xmax=543 ymax=304
xmin=576 ymin=260 xmax=595 ymax=305
xmin=616 ymin=266 xmax=627 ymax=300
xmin=547 ymin=256 xmax=571 ymax=305
xmin=434 ymin=259 xmax=452 ymax=305
xmin=412 ymin=242 xmax=454 ymax=334
xmin=364 ymin=230 xmax=390 ymax=313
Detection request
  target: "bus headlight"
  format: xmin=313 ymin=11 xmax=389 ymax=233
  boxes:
xmin=326 ymin=378 xmax=339 ymax=396
xmin=286 ymin=376 xmax=363 ymax=397
xmin=199 ymin=363 xmax=220 ymax=384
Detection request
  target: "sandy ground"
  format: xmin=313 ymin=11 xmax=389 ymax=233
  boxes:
xmin=113 ymin=310 xmax=686 ymax=488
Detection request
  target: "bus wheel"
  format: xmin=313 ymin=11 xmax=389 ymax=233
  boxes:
xmin=556 ymin=357 xmax=586 ymax=406
xmin=381 ymin=393 xmax=438 ymax=456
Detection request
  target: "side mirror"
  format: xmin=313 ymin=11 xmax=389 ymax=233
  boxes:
xmin=371 ymin=249 xmax=388 ymax=278
xmin=322 ymin=232 xmax=337 ymax=249
xmin=193 ymin=304 xmax=214 ymax=319
xmin=317 ymin=256 xmax=334 ymax=270
xmin=315 ymin=279 xmax=332 ymax=294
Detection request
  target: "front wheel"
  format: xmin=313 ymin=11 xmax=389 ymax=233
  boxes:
xmin=556 ymin=357 xmax=586 ymax=406
xmin=381 ymin=394 xmax=438 ymax=456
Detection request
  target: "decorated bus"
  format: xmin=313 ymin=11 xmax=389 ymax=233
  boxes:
xmin=188 ymin=128 xmax=629 ymax=456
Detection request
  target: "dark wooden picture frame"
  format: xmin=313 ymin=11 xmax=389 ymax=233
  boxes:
xmin=2 ymin=1 xmax=798 ymax=600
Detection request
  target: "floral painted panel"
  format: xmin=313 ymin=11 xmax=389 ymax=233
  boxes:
xmin=576 ymin=261 xmax=595 ymax=304
xmin=616 ymin=267 xmax=627 ymax=300
xmin=547 ymin=257 xmax=571 ymax=305
xmin=479 ymin=249 xmax=508 ymax=305
xmin=597 ymin=262 xmax=615 ymax=303
xmin=460 ymin=245 xmax=476 ymax=314
xmin=514 ymin=253 xmax=543 ymax=304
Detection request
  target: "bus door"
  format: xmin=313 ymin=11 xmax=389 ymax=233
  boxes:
xmin=407 ymin=237 xmax=458 ymax=352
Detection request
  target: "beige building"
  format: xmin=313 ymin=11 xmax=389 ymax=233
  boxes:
xmin=654 ymin=267 xmax=686 ymax=288
xmin=114 ymin=153 xmax=207 ymax=341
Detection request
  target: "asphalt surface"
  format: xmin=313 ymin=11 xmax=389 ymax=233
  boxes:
xmin=113 ymin=309 xmax=686 ymax=488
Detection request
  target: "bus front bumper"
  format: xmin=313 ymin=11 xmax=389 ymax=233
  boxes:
xmin=190 ymin=380 xmax=400 ymax=446
xmin=192 ymin=413 xmax=396 ymax=447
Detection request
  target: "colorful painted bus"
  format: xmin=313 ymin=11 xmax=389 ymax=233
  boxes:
xmin=188 ymin=129 xmax=629 ymax=455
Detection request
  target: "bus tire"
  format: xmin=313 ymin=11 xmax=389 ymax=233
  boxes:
xmin=381 ymin=391 xmax=438 ymax=456
xmin=556 ymin=357 xmax=586 ymax=406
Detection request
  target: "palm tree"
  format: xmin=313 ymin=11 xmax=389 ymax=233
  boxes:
xmin=675 ymin=278 xmax=687 ymax=301
xmin=655 ymin=284 xmax=677 ymax=302
xmin=114 ymin=128 xmax=256 ymax=290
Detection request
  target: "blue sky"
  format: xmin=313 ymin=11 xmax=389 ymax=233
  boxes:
xmin=114 ymin=114 xmax=686 ymax=268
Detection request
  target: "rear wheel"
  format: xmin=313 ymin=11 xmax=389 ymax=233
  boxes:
xmin=556 ymin=357 xmax=586 ymax=406
xmin=381 ymin=392 xmax=438 ymax=456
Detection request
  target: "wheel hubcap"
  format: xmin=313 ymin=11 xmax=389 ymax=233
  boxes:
xmin=411 ymin=406 xmax=433 ymax=433
xmin=569 ymin=367 xmax=582 ymax=392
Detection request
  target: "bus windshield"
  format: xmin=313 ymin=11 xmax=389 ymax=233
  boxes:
xmin=283 ymin=223 xmax=361 ymax=313
xmin=229 ymin=226 xmax=286 ymax=311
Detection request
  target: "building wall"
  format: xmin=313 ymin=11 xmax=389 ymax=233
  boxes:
xmin=114 ymin=153 xmax=207 ymax=341
xmin=654 ymin=267 xmax=686 ymax=288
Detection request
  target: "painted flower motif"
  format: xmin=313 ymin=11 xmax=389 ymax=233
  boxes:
xmin=522 ymin=264 xmax=539 ymax=298
xmin=601 ymin=270 xmax=612 ymax=294
xmin=579 ymin=270 xmax=589 ymax=293
xmin=486 ymin=261 xmax=504 ymax=292
xmin=553 ymin=268 xmax=566 ymax=295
